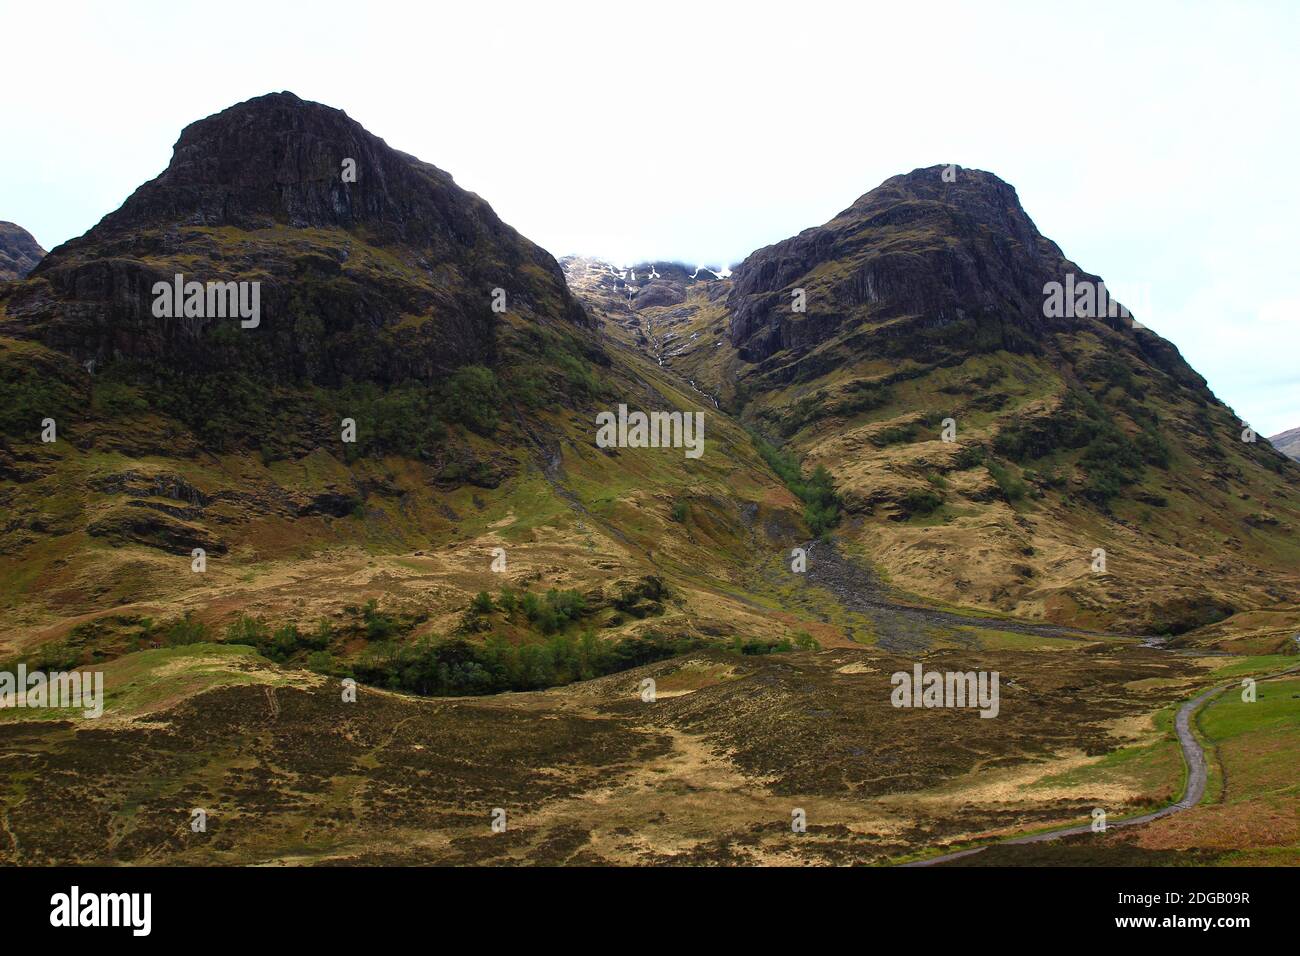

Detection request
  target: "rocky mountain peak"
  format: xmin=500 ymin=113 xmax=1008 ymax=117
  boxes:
xmin=43 ymin=91 xmax=563 ymax=269
xmin=725 ymin=164 xmax=1085 ymax=364
xmin=4 ymin=93 xmax=587 ymax=395
xmin=0 ymin=222 xmax=45 ymax=280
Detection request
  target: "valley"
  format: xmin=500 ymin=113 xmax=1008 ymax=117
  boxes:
xmin=0 ymin=93 xmax=1296 ymax=867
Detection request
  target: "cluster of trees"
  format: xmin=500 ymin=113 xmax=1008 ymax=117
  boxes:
xmin=351 ymin=630 xmax=709 ymax=696
xmin=754 ymin=436 xmax=842 ymax=536
xmin=348 ymin=626 xmax=820 ymax=697
xmin=224 ymin=614 xmax=334 ymax=664
xmin=993 ymin=389 xmax=1172 ymax=505
xmin=731 ymin=632 xmax=819 ymax=654
xmin=337 ymin=364 xmax=501 ymax=461
xmin=12 ymin=596 xmax=821 ymax=701
xmin=469 ymin=587 xmax=589 ymax=635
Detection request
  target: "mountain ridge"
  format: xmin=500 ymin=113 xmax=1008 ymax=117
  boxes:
xmin=0 ymin=222 xmax=45 ymax=281
xmin=567 ymin=165 xmax=1300 ymax=635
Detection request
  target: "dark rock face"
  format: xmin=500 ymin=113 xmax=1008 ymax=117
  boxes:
xmin=0 ymin=222 xmax=46 ymax=280
xmin=632 ymin=281 xmax=686 ymax=310
xmin=3 ymin=92 xmax=587 ymax=387
xmin=46 ymin=92 xmax=563 ymax=259
xmin=725 ymin=165 xmax=1208 ymax=396
xmin=729 ymin=168 xmax=1097 ymax=357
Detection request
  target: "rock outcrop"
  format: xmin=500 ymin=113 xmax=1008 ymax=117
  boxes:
xmin=3 ymin=92 xmax=588 ymax=391
xmin=0 ymin=222 xmax=45 ymax=280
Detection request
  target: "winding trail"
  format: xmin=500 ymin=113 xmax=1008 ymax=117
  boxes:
xmin=903 ymin=665 xmax=1300 ymax=866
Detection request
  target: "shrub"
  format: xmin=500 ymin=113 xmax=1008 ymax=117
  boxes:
xmin=226 ymin=614 xmax=270 ymax=647
xmin=986 ymin=461 xmax=1028 ymax=502
xmin=900 ymin=488 xmax=944 ymax=517
xmin=164 ymin=610 xmax=210 ymax=646
xmin=441 ymin=365 xmax=501 ymax=435
xmin=362 ymin=600 xmax=398 ymax=641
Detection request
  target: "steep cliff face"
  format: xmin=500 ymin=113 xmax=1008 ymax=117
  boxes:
xmin=562 ymin=166 xmax=1300 ymax=633
xmin=0 ymin=222 xmax=45 ymax=280
xmin=0 ymin=94 xmax=802 ymax=644
xmin=727 ymin=166 xmax=1206 ymax=395
xmin=3 ymin=92 xmax=587 ymax=394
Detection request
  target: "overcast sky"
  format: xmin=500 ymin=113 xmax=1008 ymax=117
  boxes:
xmin=2 ymin=0 xmax=1297 ymax=434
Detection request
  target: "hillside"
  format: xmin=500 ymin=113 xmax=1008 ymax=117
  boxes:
xmin=0 ymin=100 xmax=1297 ymax=868
xmin=1270 ymin=426 xmax=1300 ymax=461
xmin=568 ymin=168 xmax=1300 ymax=641
xmin=0 ymin=222 xmax=45 ymax=280
xmin=0 ymin=93 xmax=807 ymax=665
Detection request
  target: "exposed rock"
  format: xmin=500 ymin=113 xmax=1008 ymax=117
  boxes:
xmin=726 ymin=165 xmax=1205 ymax=397
xmin=2 ymin=92 xmax=588 ymax=392
xmin=87 ymin=506 xmax=227 ymax=554
xmin=0 ymin=222 xmax=45 ymax=280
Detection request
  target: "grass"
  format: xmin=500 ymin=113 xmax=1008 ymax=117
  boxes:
xmin=1207 ymin=654 xmax=1298 ymax=678
xmin=959 ymin=627 xmax=1072 ymax=652
xmin=0 ymin=643 xmax=284 ymax=723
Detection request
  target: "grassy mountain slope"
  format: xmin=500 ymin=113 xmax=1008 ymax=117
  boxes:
xmin=0 ymin=94 xmax=807 ymax=667
xmin=0 ymin=105 xmax=1296 ymax=868
xmin=572 ymin=168 xmax=1300 ymax=641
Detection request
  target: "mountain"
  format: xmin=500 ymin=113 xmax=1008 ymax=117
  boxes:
xmin=559 ymin=255 xmax=729 ymax=386
xmin=5 ymin=91 xmax=587 ymax=439
xmin=0 ymin=93 xmax=803 ymax=657
xmin=1270 ymin=426 xmax=1300 ymax=461
xmin=1 ymin=99 xmax=1297 ymax=869
xmin=570 ymin=167 xmax=1300 ymax=637
xmin=0 ymin=222 xmax=45 ymax=280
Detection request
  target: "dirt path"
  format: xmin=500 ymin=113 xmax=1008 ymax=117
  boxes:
xmin=903 ymin=665 xmax=1300 ymax=865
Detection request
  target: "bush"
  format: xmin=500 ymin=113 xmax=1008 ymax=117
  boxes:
xmin=671 ymin=501 xmax=689 ymax=523
xmin=900 ymin=488 xmax=944 ymax=517
xmin=516 ymin=588 xmax=586 ymax=635
xmin=164 ymin=610 xmax=210 ymax=646
xmin=441 ymin=365 xmax=501 ymax=435
xmin=24 ymin=640 xmax=80 ymax=671
xmin=306 ymin=651 xmax=336 ymax=674
xmin=226 ymin=614 xmax=271 ymax=646
xmin=363 ymin=600 xmax=398 ymax=641
xmin=986 ymin=461 xmax=1028 ymax=502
